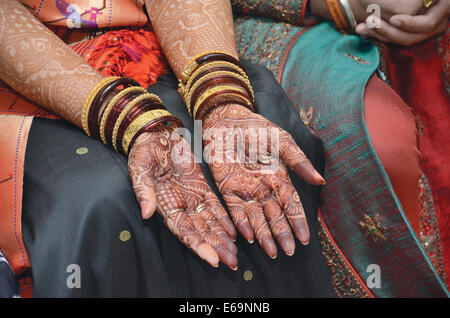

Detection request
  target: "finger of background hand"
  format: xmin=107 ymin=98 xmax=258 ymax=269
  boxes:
xmin=261 ymin=197 xmax=296 ymax=256
xmin=356 ymin=23 xmax=390 ymax=42
xmin=128 ymin=162 xmax=157 ymax=219
xmin=222 ymin=192 xmax=254 ymax=243
xmin=390 ymin=0 xmax=448 ymax=33
xmin=367 ymin=17 xmax=428 ymax=45
xmin=279 ymin=131 xmax=325 ymax=185
xmin=244 ymin=200 xmax=277 ymax=259
xmin=274 ymin=182 xmax=310 ymax=245
xmin=204 ymin=192 xmax=237 ymax=240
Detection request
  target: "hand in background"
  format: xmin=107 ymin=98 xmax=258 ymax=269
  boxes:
xmin=355 ymin=0 xmax=449 ymax=45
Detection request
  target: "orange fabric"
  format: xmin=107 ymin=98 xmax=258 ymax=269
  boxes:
xmin=70 ymin=29 xmax=167 ymax=88
xmin=364 ymin=75 xmax=422 ymax=235
xmin=0 ymin=115 xmax=33 ymax=277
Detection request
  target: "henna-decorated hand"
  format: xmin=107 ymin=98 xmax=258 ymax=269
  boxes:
xmin=128 ymin=125 xmax=237 ymax=269
xmin=202 ymin=104 xmax=326 ymax=259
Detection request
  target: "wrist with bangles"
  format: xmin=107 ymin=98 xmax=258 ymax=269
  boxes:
xmin=81 ymin=76 xmax=182 ymax=155
xmin=326 ymin=0 xmax=436 ymax=34
xmin=178 ymin=51 xmax=256 ymax=120
xmin=326 ymin=0 xmax=356 ymax=33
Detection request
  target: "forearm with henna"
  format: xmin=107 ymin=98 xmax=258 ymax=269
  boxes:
xmin=145 ymin=0 xmax=238 ymax=79
xmin=0 ymin=0 xmax=103 ymax=127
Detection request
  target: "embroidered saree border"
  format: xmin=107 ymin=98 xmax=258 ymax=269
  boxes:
xmin=318 ymin=212 xmax=373 ymax=298
xmin=235 ymin=16 xmax=307 ymax=80
xmin=419 ymin=174 xmax=447 ymax=283
xmin=231 ymin=0 xmax=317 ymax=27
xmin=235 ymin=17 xmax=449 ymax=297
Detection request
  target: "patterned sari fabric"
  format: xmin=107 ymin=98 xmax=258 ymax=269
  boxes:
xmin=234 ymin=13 xmax=449 ymax=297
xmin=0 ymin=0 xmax=163 ymax=296
xmin=0 ymin=0 xmax=448 ymax=297
xmin=0 ymin=0 xmax=337 ymax=297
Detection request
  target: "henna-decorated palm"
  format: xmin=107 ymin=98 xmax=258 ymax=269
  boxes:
xmin=128 ymin=125 xmax=237 ymax=269
xmin=203 ymin=105 xmax=326 ymax=259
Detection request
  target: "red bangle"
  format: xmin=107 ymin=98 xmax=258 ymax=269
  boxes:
xmin=103 ymin=90 xmax=145 ymax=145
xmin=188 ymin=66 xmax=244 ymax=90
xmin=88 ymin=77 xmax=140 ymax=139
xmin=194 ymin=53 xmax=247 ymax=76
xmin=189 ymin=76 xmax=254 ymax=114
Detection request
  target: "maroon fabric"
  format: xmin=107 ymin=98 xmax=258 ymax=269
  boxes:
xmin=385 ymin=37 xmax=450 ymax=287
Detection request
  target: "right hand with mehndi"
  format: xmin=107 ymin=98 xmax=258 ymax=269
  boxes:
xmin=202 ymin=104 xmax=326 ymax=259
xmin=127 ymin=125 xmax=238 ymax=270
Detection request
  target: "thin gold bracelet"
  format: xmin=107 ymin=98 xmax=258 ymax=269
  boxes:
xmin=111 ymin=92 xmax=163 ymax=151
xmin=99 ymin=86 xmax=147 ymax=144
xmin=81 ymin=77 xmax=119 ymax=136
xmin=122 ymin=109 xmax=171 ymax=155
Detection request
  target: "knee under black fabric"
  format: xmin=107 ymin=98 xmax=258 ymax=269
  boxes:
xmin=21 ymin=61 xmax=334 ymax=297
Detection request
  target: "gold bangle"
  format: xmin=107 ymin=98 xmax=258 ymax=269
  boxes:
xmin=180 ymin=50 xmax=234 ymax=84
xmin=99 ymin=86 xmax=147 ymax=144
xmin=423 ymin=0 xmax=433 ymax=8
xmin=179 ymin=61 xmax=248 ymax=100
xmin=111 ymin=92 xmax=162 ymax=151
xmin=185 ymin=70 xmax=254 ymax=112
xmin=81 ymin=77 xmax=119 ymax=136
xmin=192 ymin=85 xmax=249 ymax=118
xmin=122 ymin=109 xmax=172 ymax=155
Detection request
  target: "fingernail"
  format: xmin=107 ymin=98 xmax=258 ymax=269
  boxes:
xmin=391 ymin=19 xmax=402 ymax=27
xmin=232 ymin=266 xmax=238 ymax=271
xmin=198 ymin=244 xmax=219 ymax=267
xmin=301 ymin=239 xmax=310 ymax=246
xmin=248 ymin=239 xmax=254 ymax=244
xmin=279 ymin=233 xmax=295 ymax=256
xmin=261 ymin=237 xmax=277 ymax=259
xmin=314 ymin=171 xmax=326 ymax=185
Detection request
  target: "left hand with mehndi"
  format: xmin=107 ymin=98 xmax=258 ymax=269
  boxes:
xmin=202 ymin=104 xmax=326 ymax=259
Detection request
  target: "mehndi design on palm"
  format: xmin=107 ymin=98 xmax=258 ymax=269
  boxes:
xmin=128 ymin=125 xmax=237 ymax=269
xmin=203 ymin=104 xmax=326 ymax=258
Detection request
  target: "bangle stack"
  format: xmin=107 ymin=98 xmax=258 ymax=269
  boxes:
xmin=178 ymin=51 xmax=255 ymax=120
xmin=326 ymin=0 xmax=357 ymax=33
xmin=82 ymin=76 xmax=182 ymax=155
